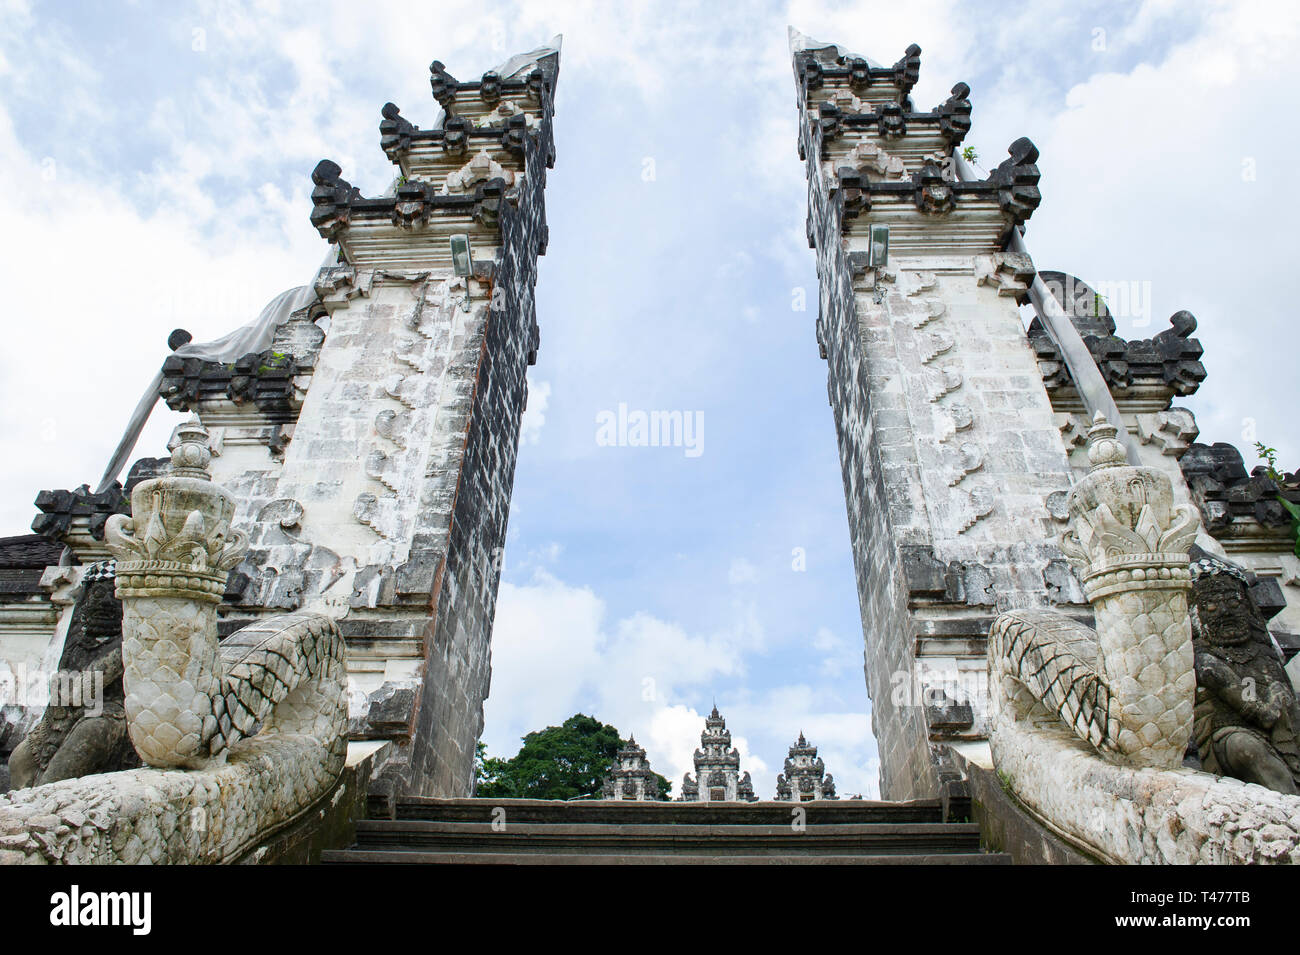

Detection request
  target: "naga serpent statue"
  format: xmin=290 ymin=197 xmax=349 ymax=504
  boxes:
xmin=103 ymin=419 xmax=346 ymax=771
xmin=987 ymin=414 xmax=1300 ymax=863
xmin=0 ymin=420 xmax=348 ymax=864
xmin=990 ymin=413 xmax=1199 ymax=770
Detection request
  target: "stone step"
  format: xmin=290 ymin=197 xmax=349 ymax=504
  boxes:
xmin=327 ymin=796 xmax=998 ymax=864
xmin=322 ymin=849 xmax=1011 ymax=865
xmin=378 ymin=796 xmax=950 ymax=826
xmin=351 ymin=820 xmax=982 ymax=855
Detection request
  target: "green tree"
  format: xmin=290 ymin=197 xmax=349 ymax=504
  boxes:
xmin=475 ymin=713 xmax=672 ymax=800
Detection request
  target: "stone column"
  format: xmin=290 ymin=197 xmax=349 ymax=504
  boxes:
xmin=184 ymin=47 xmax=559 ymax=798
xmin=793 ymin=37 xmax=1077 ymax=798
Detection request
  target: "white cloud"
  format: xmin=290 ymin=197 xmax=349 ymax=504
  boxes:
xmin=484 ymin=567 xmax=878 ymax=796
xmin=727 ymin=556 xmax=757 ymax=585
xmin=483 ymin=569 xmax=750 ymax=784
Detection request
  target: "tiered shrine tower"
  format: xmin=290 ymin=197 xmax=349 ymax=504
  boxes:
xmin=679 ymin=706 xmax=758 ymax=802
xmin=775 ymin=732 xmax=837 ymax=801
xmin=600 ymin=736 xmax=664 ymax=801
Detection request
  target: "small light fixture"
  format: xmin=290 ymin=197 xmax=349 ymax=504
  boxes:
xmin=867 ymin=223 xmax=889 ymax=267
xmin=449 ymin=233 xmax=473 ymax=311
xmin=868 ymin=224 xmax=889 ymax=303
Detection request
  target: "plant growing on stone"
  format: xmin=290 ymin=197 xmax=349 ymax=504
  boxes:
xmin=1255 ymin=442 xmax=1300 ymax=557
xmin=961 ymin=145 xmax=978 ymax=163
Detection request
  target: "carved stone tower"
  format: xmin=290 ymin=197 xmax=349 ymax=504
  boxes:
xmin=600 ymin=736 xmax=663 ymax=801
xmin=775 ymin=732 xmax=837 ymax=801
xmin=288 ymin=46 xmax=559 ymax=797
xmin=791 ymin=34 xmax=1080 ymax=799
xmin=679 ymin=706 xmax=758 ymax=802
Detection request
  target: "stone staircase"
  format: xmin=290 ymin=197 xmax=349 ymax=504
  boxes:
xmin=321 ymin=796 xmax=1009 ymax=865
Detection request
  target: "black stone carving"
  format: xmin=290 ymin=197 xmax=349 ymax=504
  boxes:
xmin=878 ymin=102 xmax=907 ymax=139
xmin=801 ymin=57 xmax=824 ymax=92
xmin=392 ymin=179 xmax=435 ymax=228
xmin=1029 ymin=301 xmax=1206 ymax=397
xmin=472 ymin=177 xmax=506 ymax=227
xmin=32 ymin=485 xmax=129 ymax=544
xmin=1181 ymin=442 xmax=1300 ymax=534
xmin=794 ymin=43 xmax=921 ymax=103
xmin=6 ymin=562 xmax=139 ymax=789
xmin=915 ymin=158 xmax=954 ymax=214
xmin=987 ymin=137 xmax=1041 ymax=224
xmin=379 ymin=102 xmax=416 ymax=162
xmin=1189 ymin=548 xmax=1300 ymax=795
xmin=893 ymin=43 xmax=922 ymax=95
xmin=526 ymin=68 xmax=545 ymax=101
xmin=442 ymin=114 xmax=470 ymax=154
xmin=937 ymin=83 xmax=972 ymax=146
xmin=837 ymin=171 xmax=869 ymax=225
xmin=310 ymin=159 xmax=361 ymax=241
xmin=737 ymin=771 xmax=757 ymax=801
xmin=309 ymin=160 xmax=513 ymax=241
xmin=167 ymin=328 xmax=193 ymax=351
xmin=817 ymin=100 xmax=841 ymax=144
xmin=159 ymin=348 xmax=300 ymax=418
xmin=827 ymin=134 xmax=1042 ymax=235
xmin=479 ymin=70 xmax=501 ymax=104
xmin=500 ymin=114 xmax=528 ymax=156
xmin=429 ymin=60 xmax=459 ymax=110
xmin=847 ymin=56 xmax=872 ymax=91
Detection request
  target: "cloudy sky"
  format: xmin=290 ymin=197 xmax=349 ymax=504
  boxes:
xmin=0 ymin=0 xmax=1296 ymax=798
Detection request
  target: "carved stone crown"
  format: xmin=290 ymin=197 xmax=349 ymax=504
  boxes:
xmin=104 ymin=419 xmax=248 ymax=603
xmin=1059 ymin=414 xmax=1198 ymax=600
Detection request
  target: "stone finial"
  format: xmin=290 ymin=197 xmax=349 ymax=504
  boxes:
xmin=167 ymin=418 xmax=214 ymax=480
xmin=1084 ymin=412 xmax=1127 ymax=472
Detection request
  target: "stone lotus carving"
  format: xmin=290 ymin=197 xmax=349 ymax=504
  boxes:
xmin=987 ymin=413 xmax=1300 ymax=863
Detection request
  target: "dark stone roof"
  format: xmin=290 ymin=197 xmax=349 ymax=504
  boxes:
xmin=793 ymin=43 xmax=921 ymax=101
xmin=310 ymin=161 xmax=511 ymax=239
xmin=30 ymin=458 xmax=163 ymax=546
xmin=0 ymin=534 xmax=65 ymax=570
xmin=159 ymin=349 xmax=299 ymax=419
xmin=1028 ymin=273 xmax=1206 ymax=398
xmin=834 ymin=137 xmax=1042 ymax=239
xmin=0 ymin=534 xmax=65 ymax=600
xmin=1180 ymin=442 xmax=1300 ymax=534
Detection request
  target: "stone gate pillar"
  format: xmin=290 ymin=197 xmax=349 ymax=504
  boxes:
xmin=792 ymin=35 xmax=1079 ymax=799
xmin=150 ymin=45 xmax=560 ymax=799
